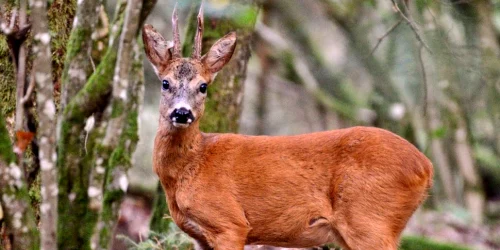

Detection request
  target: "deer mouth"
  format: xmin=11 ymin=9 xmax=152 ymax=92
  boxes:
xmin=172 ymin=120 xmax=192 ymax=128
xmin=169 ymin=107 xmax=195 ymax=128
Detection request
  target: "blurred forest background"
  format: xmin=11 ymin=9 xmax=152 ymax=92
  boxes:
xmin=1 ymin=0 xmax=500 ymax=249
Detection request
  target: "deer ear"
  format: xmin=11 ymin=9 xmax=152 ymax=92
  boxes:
xmin=201 ymin=32 xmax=236 ymax=74
xmin=142 ymin=24 xmax=172 ymax=75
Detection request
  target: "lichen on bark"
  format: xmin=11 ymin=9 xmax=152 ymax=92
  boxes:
xmin=31 ymin=0 xmax=59 ymax=248
xmin=56 ymin=0 xmax=155 ymax=248
xmin=56 ymin=2 xmax=128 ymax=248
xmin=60 ymin=0 xmax=102 ymax=111
xmin=88 ymin=0 xmax=145 ymax=247
xmin=0 ymin=112 xmax=39 ymax=250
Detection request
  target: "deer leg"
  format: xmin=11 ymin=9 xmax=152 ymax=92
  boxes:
xmin=193 ymin=239 xmax=213 ymax=250
xmin=211 ymin=230 xmax=248 ymax=250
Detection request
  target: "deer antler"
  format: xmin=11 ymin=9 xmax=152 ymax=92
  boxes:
xmin=172 ymin=3 xmax=181 ymax=58
xmin=192 ymin=1 xmax=204 ymax=59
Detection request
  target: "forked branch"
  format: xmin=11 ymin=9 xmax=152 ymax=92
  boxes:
xmin=369 ymin=18 xmax=403 ymax=56
xmin=390 ymin=0 xmax=431 ymax=53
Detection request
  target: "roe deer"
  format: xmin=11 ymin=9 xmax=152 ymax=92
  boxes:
xmin=143 ymin=5 xmax=433 ymax=250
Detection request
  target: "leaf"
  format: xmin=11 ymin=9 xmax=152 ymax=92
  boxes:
xmin=431 ymin=127 xmax=447 ymax=139
xmin=14 ymin=131 xmax=35 ymax=154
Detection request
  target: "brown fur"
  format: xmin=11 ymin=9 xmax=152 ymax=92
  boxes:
xmin=153 ymin=123 xmax=433 ymax=250
xmin=143 ymin=24 xmax=433 ymax=250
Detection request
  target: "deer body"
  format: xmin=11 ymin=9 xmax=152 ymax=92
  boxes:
xmin=154 ymin=122 xmax=432 ymax=250
xmin=143 ymin=6 xmax=433 ymax=250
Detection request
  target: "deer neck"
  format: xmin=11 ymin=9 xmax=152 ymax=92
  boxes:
xmin=154 ymin=119 xmax=203 ymax=186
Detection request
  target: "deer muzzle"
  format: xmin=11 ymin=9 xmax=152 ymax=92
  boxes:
xmin=170 ymin=107 xmax=195 ymax=128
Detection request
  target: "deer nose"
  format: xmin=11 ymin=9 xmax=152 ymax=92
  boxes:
xmin=170 ymin=108 xmax=195 ymax=124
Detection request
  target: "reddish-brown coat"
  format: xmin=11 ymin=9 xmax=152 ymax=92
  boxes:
xmin=153 ymin=122 xmax=433 ymax=250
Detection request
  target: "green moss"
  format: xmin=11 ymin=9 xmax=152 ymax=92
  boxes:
xmin=28 ymin=173 xmax=41 ymax=214
xmin=400 ymin=236 xmax=471 ymax=250
xmin=181 ymin=2 xmax=258 ymax=133
xmin=110 ymin=99 xmax=126 ymax=118
xmin=57 ymin=6 xmax=124 ymax=250
xmin=60 ymin=27 xmax=93 ymax=88
xmin=0 ymin=113 xmax=40 ymax=250
xmin=0 ymin=112 xmax=15 ymax=163
xmin=48 ymin=0 xmax=76 ymax=87
xmin=0 ymin=36 xmax=16 ymax=116
xmin=57 ymin=75 xmax=116 ymax=250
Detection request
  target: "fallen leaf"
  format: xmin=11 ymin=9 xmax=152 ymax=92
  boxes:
xmin=14 ymin=130 xmax=35 ymax=154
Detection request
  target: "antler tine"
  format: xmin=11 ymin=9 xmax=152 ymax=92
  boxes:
xmin=192 ymin=1 xmax=204 ymax=59
xmin=172 ymin=3 xmax=181 ymax=58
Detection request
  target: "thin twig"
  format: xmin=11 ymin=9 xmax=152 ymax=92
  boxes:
xmin=370 ymin=18 xmax=403 ymax=56
xmin=20 ymin=73 xmax=35 ymax=104
xmin=89 ymin=51 xmax=96 ymax=72
xmin=391 ymin=0 xmax=432 ymax=53
xmin=417 ymin=44 xmax=428 ymax=117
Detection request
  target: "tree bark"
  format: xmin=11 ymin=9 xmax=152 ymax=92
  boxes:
xmin=31 ymin=0 xmax=58 ymax=248
xmin=56 ymin=0 xmax=155 ymax=248
xmin=60 ymin=0 xmax=102 ymax=113
xmin=89 ymin=0 xmax=144 ymax=248
xmin=0 ymin=113 xmax=39 ymax=250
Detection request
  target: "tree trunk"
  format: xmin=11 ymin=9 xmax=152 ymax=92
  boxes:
xmin=0 ymin=112 xmax=39 ymax=250
xmin=55 ymin=0 xmax=156 ymax=248
xmin=31 ymin=0 xmax=58 ymax=248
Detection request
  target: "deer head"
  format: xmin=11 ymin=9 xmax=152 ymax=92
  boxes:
xmin=142 ymin=5 xmax=236 ymax=129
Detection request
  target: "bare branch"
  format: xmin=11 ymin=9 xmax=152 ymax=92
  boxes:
xmin=20 ymin=73 xmax=35 ymax=105
xmin=369 ymin=18 xmax=403 ymax=56
xmin=256 ymin=23 xmax=356 ymax=120
xmin=91 ymin=5 xmax=110 ymax=40
xmin=417 ymin=45 xmax=428 ymax=117
xmin=391 ymin=0 xmax=432 ymax=53
xmin=13 ymin=0 xmax=28 ymax=185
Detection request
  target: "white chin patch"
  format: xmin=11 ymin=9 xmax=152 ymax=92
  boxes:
xmin=172 ymin=122 xmax=190 ymax=128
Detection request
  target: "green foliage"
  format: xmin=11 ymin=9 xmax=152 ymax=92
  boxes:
xmin=149 ymin=185 xmax=172 ymax=233
xmin=400 ymin=236 xmax=471 ymax=250
xmin=281 ymin=51 xmax=302 ymax=85
xmin=120 ymin=227 xmax=193 ymax=250
xmin=431 ymin=127 xmax=447 ymax=139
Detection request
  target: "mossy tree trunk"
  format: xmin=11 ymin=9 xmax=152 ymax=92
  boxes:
xmin=149 ymin=0 xmax=260 ymax=237
xmin=1 ymin=0 xmax=155 ymax=249
xmin=0 ymin=113 xmax=39 ymax=250
xmin=56 ymin=0 xmax=155 ymax=249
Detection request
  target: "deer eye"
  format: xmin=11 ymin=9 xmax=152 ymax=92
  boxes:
xmin=162 ymin=80 xmax=170 ymax=90
xmin=199 ymin=83 xmax=208 ymax=94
